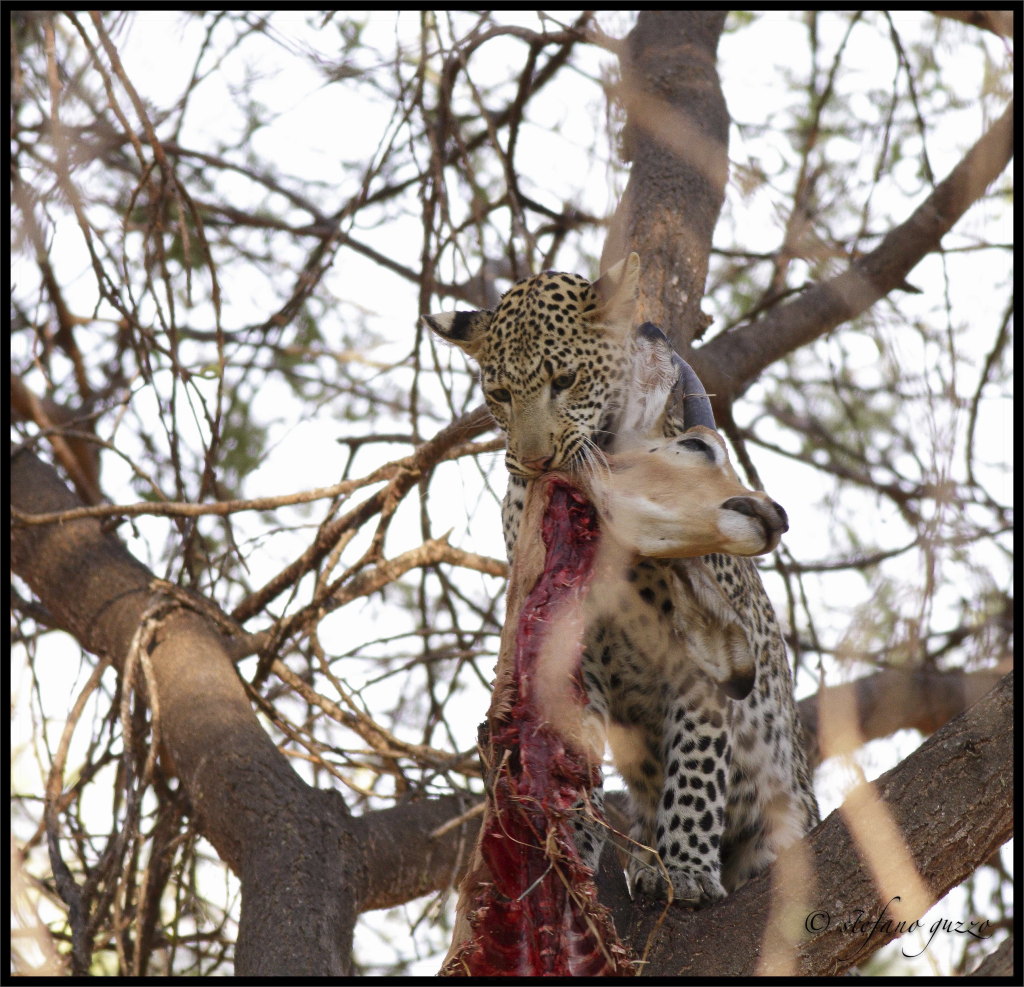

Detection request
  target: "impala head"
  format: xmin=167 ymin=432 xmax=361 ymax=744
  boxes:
xmin=585 ymin=425 xmax=788 ymax=557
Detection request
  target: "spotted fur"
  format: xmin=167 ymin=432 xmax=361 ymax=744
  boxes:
xmin=423 ymin=255 xmax=818 ymax=904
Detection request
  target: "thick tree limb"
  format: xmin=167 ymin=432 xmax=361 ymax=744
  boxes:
xmin=9 ymin=450 xmax=479 ymax=974
xmin=359 ymin=795 xmax=481 ymax=913
xmin=11 ymin=450 xmax=357 ymax=974
xmin=385 ymin=664 xmax=1010 ymax=917
xmin=360 ymin=666 xmax=1013 ymax=972
xmin=602 ymin=11 xmax=730 ymax=340
xmin=10 ymin=374 xmax=102 ymax=505
xmin=798 ymin=664 xmax=1011 ymax=769
xmin=695 ymin=100 xmax=1014 ymax=414
xmin=371 ymin=654 xmax=1013 ymax=930
xmin=970 ymin=934 xmax=1014 ymax=976
xmin=621 ymin=671 xmax=1012 ymax=976
xmin=931 ymin=9 xmax=1014 ymax=38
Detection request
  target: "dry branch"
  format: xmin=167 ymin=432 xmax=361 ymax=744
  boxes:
xmin=232 ymin=404 xmax=495 ymax=623
xmin=9 ymin=448 xmax=481 ymax=975
xmin=696 ymin=99 xmax=1014 ymax=409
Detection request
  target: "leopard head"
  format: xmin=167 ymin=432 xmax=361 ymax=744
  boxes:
xmin=423 ymin=253 xmax=640 ymax=478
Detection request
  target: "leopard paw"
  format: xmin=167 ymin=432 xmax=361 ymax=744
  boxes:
xmin=631 ymin=863 xmax=726 ymax=906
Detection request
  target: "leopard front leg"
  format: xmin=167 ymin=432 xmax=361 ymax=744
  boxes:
xmin=629 ymin=698 xmax=731 ymax=906
xmin=570 ymin=783 xmax=606 ymax=876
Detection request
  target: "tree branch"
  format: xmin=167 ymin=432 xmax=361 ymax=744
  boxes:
xmin=10 ymin=449 xmax=359 ymax=974
xmin=798 ymin=664 xmax=1011 ymax=769
xmin=696 ymin=99 xmax=1014 ymax=413
xmin=623 ymin=671 xmax=1012 ymax=975
xmin=361 ymin=794 xmax=482 ymax=912
xmin=232 ymin=404 xmax=495 ymax=623
xmin=365 ymin=663 xmax=1010 ymax=920
xmin=602 ymin=11 xmax=730 ymax=341
xmin=9 ymin=449 xmax=480 ymax=974
xmin=930 ymin=9 xmax=1014 ymax=38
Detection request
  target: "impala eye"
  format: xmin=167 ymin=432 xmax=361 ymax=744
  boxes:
xmin=551 ymin=371 xmax=576 ymax=394
xmin=488 ymin=387 xmax=512 ymax=403
xmin=678 ymin=437 xmax=715 ymax=461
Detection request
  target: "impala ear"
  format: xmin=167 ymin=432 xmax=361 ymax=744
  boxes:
xmin=421 ymin=308 xmax=494 ymax=358
xmin=589 ymin=252 xmax=640 ymax=338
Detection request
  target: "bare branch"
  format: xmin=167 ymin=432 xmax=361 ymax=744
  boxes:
xmin=232 ymin=404 xmax=494 ymax=623
xmin=696 ymin=100 xmax=1013 ymax=409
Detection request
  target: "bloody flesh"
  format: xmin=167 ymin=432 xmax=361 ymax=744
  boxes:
xmin=442 ymin=478 xmax=633 ymax=977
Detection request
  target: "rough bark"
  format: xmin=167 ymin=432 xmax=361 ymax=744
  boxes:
xmin=361 ymin=795 xmax=482 ymax=913
xmin=602 ymin=10 xmax=730 ymax=346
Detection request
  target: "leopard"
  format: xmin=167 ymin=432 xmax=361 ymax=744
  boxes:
xmin=423 ymin=252 xmax=819 ymax=905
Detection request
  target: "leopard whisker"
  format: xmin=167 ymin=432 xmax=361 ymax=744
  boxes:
xmin=570 ymin=436 xmax=610 ymax=494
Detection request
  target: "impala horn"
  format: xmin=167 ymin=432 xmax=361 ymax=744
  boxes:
xmin=672 ymin=356 xmax=716 ymax=430
xmin=633 ymin=321 xmax=716 ymax=432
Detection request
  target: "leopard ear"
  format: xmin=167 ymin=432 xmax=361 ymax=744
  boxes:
xmin=421 ymin=308 xmax=494 ymax=358
xmin=589 ymin=252 xmax=640 ymax=338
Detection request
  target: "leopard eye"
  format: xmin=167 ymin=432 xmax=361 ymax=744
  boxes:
xmin=488 ymin=387 xmax=512 ymax=404
xmin=551 ymin=370 xmax=576 ymax=394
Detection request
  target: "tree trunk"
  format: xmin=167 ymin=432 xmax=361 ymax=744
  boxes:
xmin=11 ymin=450 xmax=361 ymax=974
xmin=602 ymin=10 xmax=730 ymax=349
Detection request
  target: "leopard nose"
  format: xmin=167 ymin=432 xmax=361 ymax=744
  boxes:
xmin=520 ymin=454 xmax=554 ymax=472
